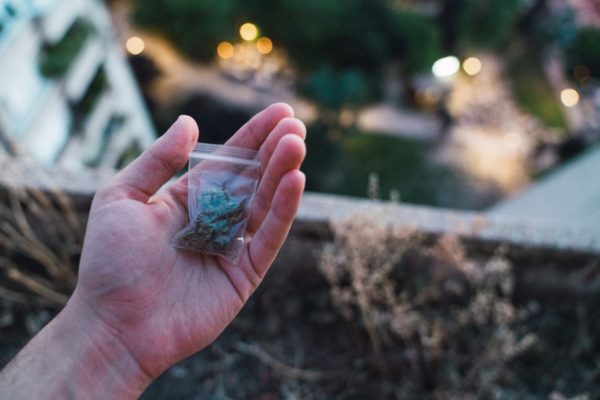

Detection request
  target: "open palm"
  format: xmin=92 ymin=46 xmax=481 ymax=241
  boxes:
xmin=71 ymin=104 xmax=306 ymax=380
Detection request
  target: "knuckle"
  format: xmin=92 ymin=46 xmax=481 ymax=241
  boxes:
xmin=278 ymin=117 xmax=306 ymax=135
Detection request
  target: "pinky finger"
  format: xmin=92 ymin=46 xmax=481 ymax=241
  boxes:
xmin=245 ymin=170 xmax=305 ymax=278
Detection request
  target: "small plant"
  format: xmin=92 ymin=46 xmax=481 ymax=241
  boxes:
xmin=319 ymin=212 xmax=536 ymax=397
xmin=0 ymin=160 xmax=82 ymax=309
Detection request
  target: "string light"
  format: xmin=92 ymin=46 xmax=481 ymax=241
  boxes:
xmin=433 ymin=56 xmax=460 ymax=78
xmin=256 ymin=37 xmax=273 ymax=55
xmin=217 ymin=41 xmax=235 ymax=59
xmin=239 ymin=23 xmax=258 ymax=41
xmin=463 ymin=57 xmax=482 ymax=76
xmin=560 ymin=88 xmax=580 ymax=108
xmin=126 ymin=36 xmax=145 ymax=55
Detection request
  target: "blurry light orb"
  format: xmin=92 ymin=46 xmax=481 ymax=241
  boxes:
xmin=560 ymin=88 xmax=580 ymax=108
xmin=432 ymin=56 xmax=460 ymax=78
xmin=217 ymin=41 xmax=235 ymax=59
xmin=240 ymin=23 xmax=258 ymax=41
xmin=256 ymin=37 xmax=273 ymax=55
xmin=463 ymin=57 xmax=482 ymax=76
xmin=504 ymin=132 xmax=522 ymax=151
xmin=126 ymin=36 xmax=145 ymax=55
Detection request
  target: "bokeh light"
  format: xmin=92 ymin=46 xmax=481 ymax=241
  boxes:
xmin=560 ymin=88 xmax=580 ymax=108
xmin=503 ymin=132 xmax=522 ymax=151
xmin=240 ymin=23 xmax=258 ymax=41
xmin=256 ymin=37 xmax=273 ymax=55
xmin=217 ymin=41 xmax=235 ymax=59
xmin=125 ymin=36 xmax=145 ymax=55
xmin=432 ymin=56 xmax=460 ymax=78
xmin=463 ymin=57 xmax=482 ymax=76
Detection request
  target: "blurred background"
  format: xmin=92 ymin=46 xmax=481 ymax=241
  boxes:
xmin=2 ymin=0 xmax=600 ymax=209
xmin=1 ymin=0 xmax=600 ymax=398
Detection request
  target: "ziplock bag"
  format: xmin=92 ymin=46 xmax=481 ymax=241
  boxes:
xmin=171 ymin=143 xmax=261 ymax=263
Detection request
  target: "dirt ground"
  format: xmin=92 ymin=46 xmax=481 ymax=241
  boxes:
xmin=1 ymin=236 xmax=599 ymax=399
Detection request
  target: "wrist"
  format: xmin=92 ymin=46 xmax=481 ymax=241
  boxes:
xmin=49 ymin=297 xmax=153 ymax=398
xmin=0 ymin=295 xmax=153 ymax=399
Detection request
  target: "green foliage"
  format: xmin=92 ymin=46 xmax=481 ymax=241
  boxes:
xmin=133 ymin=0 xmax=237 ymax=61
xmin=303 ymin=67 xmax=372 ymax=110
xmin=133 ymin=0 xmax=441 ymax=78
xmin=387 ymin=11 xmax=442 ymax=75
xmin=507 ymin=50 xmax=567 ymax=131
xmin=116 ymin=141 xmax=143 ymax=169
xmin=456 ymin=0 xmax=521 ymax=50
xmin=245 ymin=0 xmax=389 ymax=72
xmin=72 ymin=67 xmax=108 ymax=132
xmin=252 ymin=0 xmax=441 ymax=75
xmin=132 ymin=0 xmax=443 ymax=111
xmin=252 ymin=2 xmax=441 ymax=106
xmin=339 ymin=131 xmax=461 ymax=205
xmin=85 ymin=115 xmax=127 ymax=167
xmin=566 ymin=28 xmax=600 ymax=80
xmin=40 ymin=19 xmax=93 ymax=78
xmin=303 ymin=125 xmax=472 ymax=207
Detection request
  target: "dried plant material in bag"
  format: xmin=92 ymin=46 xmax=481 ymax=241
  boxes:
xmin=171 ymin=143 xmax=260 ymax=263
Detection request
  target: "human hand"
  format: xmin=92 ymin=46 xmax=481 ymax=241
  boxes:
xmin=69 ymin=104 xmax=306 ymax=394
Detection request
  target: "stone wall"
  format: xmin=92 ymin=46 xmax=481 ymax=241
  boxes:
xmin=2 ymin=157 xmax=600 ymax=301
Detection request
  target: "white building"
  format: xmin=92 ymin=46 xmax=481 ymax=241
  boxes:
xmin=0 ymin=0 xmax=155 ymax=169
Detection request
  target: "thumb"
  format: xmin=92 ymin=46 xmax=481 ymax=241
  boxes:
xmin=104 ymin=116 xmax=199 ymax=202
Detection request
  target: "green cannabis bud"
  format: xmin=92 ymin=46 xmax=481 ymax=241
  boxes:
xmin=175 ymin=188 xmax=248 ymax=254
xmin=171 ymin=142 xmax=260 ymax=263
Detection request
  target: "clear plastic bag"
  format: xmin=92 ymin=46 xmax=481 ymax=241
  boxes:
xmin=171 ymin=143 xmax=261 ymax=263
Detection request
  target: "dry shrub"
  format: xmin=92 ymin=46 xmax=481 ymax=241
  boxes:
xmin=0 ymin=163 xmax=83 ymax=310
xmin=319 ymin=211 xmax=536 ymax=397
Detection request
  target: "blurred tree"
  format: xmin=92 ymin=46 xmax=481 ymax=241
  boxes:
xmin=303 ymin=67 xmax=372 ymax=111
xmin=439 ymin=0 xmax=464 ymax=51
xmin=302 ymin=122 xmax=344 ymax=193
xmin=566 ymin=28 xmax=600 ymax=80
xmin=133 ymin=0 xmax=237 ymax=60
xmin=242 ymin=0 xmax=440 ymax=75
xmin=387 ymin=11 xmax=442 ymax=75
xmin=518 ymin=0 xmax=548 ymax=34
xmin=132 ymin=0 xmax=441 ymax=111
xmin=243 ymin=0 xmax=389 ymax=72
xmin=530 ymin=6 xmax=577 ymax=50
xmin=443 ymin=0 xmax=521 ymax=51
xmin=302 ymin=124 xmax=471 ymax=207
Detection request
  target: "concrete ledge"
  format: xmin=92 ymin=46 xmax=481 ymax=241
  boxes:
xmin=0 ymin=156 xmax=112 ymax=198
xmin=298 ymin=193 xmax=600 ymax=256
xmin=2 ymin=156 xmax=600 ymax=259
xmin=2 ymin=156 xmax=600 ymax=301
